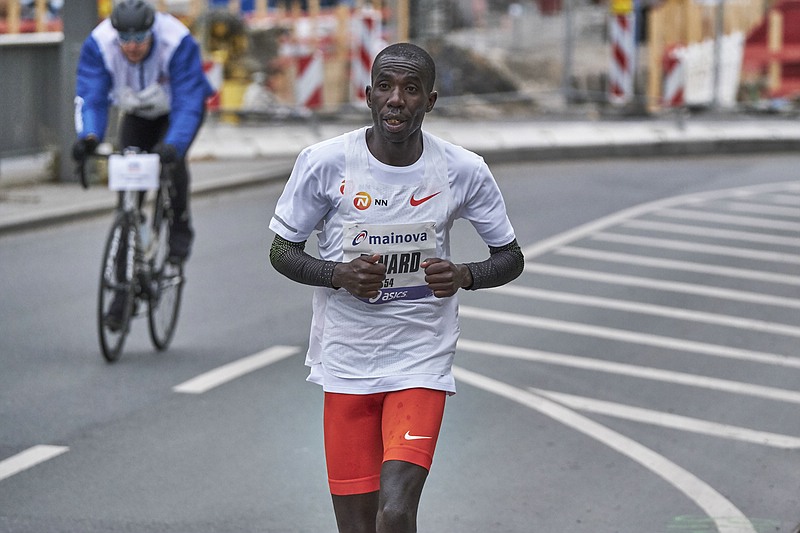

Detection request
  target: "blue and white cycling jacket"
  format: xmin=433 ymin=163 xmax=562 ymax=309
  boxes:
xmin=74 ymin=12 xmax=214 ymax=157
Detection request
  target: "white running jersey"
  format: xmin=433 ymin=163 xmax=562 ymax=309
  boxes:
xmin=269 ymin=127 xmax=516 ymax=394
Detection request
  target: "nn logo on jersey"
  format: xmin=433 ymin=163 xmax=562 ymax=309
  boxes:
xmin=353 ymin=191 xmax=388 ymax=210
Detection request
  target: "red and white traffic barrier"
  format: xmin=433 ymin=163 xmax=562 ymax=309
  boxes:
xmin=662 ymin=45 xmax=686 ymax=108
xmin=350 ymin=8 xmax=385 ymax=104
xmin=607 ymin=13 xmax=636 ymax=105
xmin=295 ymin=50 xmax=324 ymax=110
xmin=203 ymin=60 xmax=224 ymax=111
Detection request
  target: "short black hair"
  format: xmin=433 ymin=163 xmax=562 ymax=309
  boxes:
xmin=372 ymin=42 xmax=436 ymax=93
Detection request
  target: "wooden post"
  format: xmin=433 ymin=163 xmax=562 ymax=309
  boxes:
xmin=7 ymin=0 xmax=20 ymax=34
xmin=189 ymin=0 xmax=205 ymax=20
xmin=255 ymin=0 xmax=268 ymax=18
xmin=229 ymin=0 xmax=241 ymax=15
xmin=646 ymin=0 xmax=664 ymax=110
xmin=34 ymin=0 xmax=46 ymax=31
xmin=396 ymin=0 xmax=409 ymax=42
xmin=767 ymin=9 xmax=783 ymax=94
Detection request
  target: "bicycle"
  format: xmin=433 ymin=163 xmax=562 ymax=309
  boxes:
xmin=77 ymin=147 xmax=185 ymax=363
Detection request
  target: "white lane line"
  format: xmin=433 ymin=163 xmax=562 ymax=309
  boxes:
xmin=521 ymin=181 xmax=799 ymax=260
xmin=173 ymin=345 xmax=300 ymax=394
xmin=723 ymin=201 xmax=800 ymax=218
xmin=656 ymin=208 xmax=800 ymax=232
xmin=592 ymin=232 xmax=800 ymax=265
xmin=766 ymin=194 xmax=800 ymax=206
xmin=0 ymin=445 xmax=69 ymax=482
xmin=556 ymin=247 xmax=800 ymax=286
xmin=452 ymin=367 xmax=756 ymax=533
xmin=529 ymin=388 xmax=800 ymax=449
xmin=459 ymin=306 xmax=800 ymax=368
xmin=525 ymin=263 xmax=800 ymax=309
xmin=456 ymin=339 xmax=800 ymax=405
xmin=488 ymin=285 xmax=800 ymax=338
xmin=620 ymin=219 xmax=800 ymax=248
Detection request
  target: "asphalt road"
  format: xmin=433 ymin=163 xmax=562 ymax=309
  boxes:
xmin=1 ymin=153 xmax=799 ymax=533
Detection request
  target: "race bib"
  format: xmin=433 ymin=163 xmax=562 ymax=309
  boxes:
xmin=342 ymin=222 xmax=436 ymax=304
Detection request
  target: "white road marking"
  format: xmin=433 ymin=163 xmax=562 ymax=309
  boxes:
xmin=525 ymin=263 xmax=800 ymax=309
xmin=556 ymin=247 xmax=800 ymax=286
xmin=452 ymin=367 xmax=756 ymax=533
xmin=619 ymin=219 xmax=800 ymax=248
xmin=521 ymin=181 xmax=800 ymax=260
xmin=592 ymin=232 xmax=800 ymax=265
xmin=723 ymin=201 xmax=800 ymax=218
xmin=656 ymin=208 xmax=800 ymax=232
xmin=459 ymin=306 xmax=800 ymax=368
xmin=488 ymin=285 xmax=800 ymax=338
xmin=456 ymin=339 xmax=800 ymax=405
xmin=766 ymin=194 xmax=800 ymax=206
xmin=173 ymin=345 xmax=300 ymax=394
xmin=0 ymin=445 xmax=69 ymax=482
xmin=529 ymin=388 xmax=800 ymax=449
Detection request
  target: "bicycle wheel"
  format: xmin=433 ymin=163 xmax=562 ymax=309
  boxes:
xmin=147 ymin=189 xmax=183 ymax=350
xmin=98 ymin=213 xmax=137 ymax=362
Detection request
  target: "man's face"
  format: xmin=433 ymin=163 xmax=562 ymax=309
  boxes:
xmin=118 ymin=30 xmax=152 ymax=63
xmin=366 ymin=55 xmax=437 ymax=145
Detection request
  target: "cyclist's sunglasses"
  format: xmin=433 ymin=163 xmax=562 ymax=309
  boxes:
xmin=117 ymin=30 xmax=152 ymax=44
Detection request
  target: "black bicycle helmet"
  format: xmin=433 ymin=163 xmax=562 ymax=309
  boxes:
xmin=111 ymin=0 xmax=155 ymax=33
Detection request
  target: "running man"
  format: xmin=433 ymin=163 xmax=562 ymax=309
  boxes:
xmin=269 ymin=42 xmax=524 ymax=532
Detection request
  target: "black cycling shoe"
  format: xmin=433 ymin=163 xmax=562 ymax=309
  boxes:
xmin=168 ymin=220 xmax=193 ymax=263
xmin=104 ymin=292 xmax=128 ymax=332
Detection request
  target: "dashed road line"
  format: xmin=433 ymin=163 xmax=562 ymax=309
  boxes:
xmin=0 ymin=445 xmax=69 ymax=483
xmin=173 ymin=345 xmax=300 ymax=394
xmin=529 ymin=388 xmax=800 ymax=449
xmin=452 ymin=367 xmax=757 ymax=533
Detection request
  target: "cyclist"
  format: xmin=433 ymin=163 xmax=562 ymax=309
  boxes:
xmin=72 ymin=0 xmax=214 ymax=330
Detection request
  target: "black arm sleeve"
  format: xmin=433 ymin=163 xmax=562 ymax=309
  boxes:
xmin=269 ymin=234 xmax=338 ymax=289
xmin=463 ymin=239 xmax=525 ymax=290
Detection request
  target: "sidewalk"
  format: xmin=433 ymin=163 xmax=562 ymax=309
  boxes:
xmin=1 ymin=113 xmax=799 ymax=235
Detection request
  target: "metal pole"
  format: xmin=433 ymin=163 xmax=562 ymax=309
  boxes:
xmin=58 ymin=0 xmax=98 ymax=182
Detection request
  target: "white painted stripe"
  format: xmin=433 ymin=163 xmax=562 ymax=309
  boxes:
xmin=488 ymin=285 xmax=800 ymax=338
xmin=521 ymin=181 xmax=799 ymax=260
xmin=525 ymin=263 xmax=800 ymax=309
xmin=724 ymin=201 xmax=800 ymax=218
xmin=592 ymin=232 xmax=800 ymax=265
xmin=459 ymin=305 xmax=800 ymax=368
xmin=656 ymin=208 xmax=800 ymax=231
xmin=557 ymin=247 xmax=800 ymax=286
xmin=766 ymin=194 xmax=800 ymax=206
xmin=0 ymin=445 xmax=69 ymax=482
xmin=530 ymin=388 xmax=800 ymax=449
xmin=452 ymin=367 xmax=756 ymax=533
xmin=173 ymin=346 xmax=300 ymax=394
xmin=456 ymin=339 xmax=800 ymax=405
xmin=621 ymin=219 xmax=800 ymax=247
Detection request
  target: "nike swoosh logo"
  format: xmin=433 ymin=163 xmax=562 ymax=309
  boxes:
xmin=410 ymin=191 xmax=442 ymax=206
xmin=404 ymin=431 xmax=433 ymax=441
